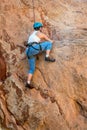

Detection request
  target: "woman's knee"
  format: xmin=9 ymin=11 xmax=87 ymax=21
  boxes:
xmin=46 ymin=41 xmax=52 ymax=50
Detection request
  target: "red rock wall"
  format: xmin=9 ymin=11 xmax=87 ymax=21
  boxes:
xmin=0 ymin=0 xmax=87 ymax=130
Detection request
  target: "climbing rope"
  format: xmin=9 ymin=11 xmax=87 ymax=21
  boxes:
xmin=32 ymin=0 xmax=35 ymax=22
xmin=32 ymin=0 xmax=40 ymax=23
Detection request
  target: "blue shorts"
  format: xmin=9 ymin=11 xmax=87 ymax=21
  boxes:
xmin=26 ymin=41 xmax=52 ymax=74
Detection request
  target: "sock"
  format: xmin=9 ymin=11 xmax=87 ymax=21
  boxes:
xmin=27 ymin=81 xmax=30 ymax=84
xmin=46 ymin=54 xmax=49 ymax=57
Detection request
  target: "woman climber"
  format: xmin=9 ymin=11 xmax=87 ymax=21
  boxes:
xmin=25 ymin=22 xmax=55 ymax=88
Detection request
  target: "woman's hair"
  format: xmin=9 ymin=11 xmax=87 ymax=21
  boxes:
xmin=34 ymin=27 xmax=40 ymax=30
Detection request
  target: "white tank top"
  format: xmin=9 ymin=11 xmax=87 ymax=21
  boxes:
xmin=28 ymin=31 xmax=40 ymax=43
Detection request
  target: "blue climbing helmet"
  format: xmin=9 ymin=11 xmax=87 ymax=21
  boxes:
xmin=33 ymin=22 xmax=43 ymax=29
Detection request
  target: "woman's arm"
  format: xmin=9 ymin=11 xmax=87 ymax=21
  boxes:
xmin=37 ymin=32 xmax=53 ymax=43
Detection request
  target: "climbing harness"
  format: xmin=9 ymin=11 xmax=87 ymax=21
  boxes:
xmin=27 ymin=42 xmax=42 ymax=51
xmin=26 ymin=42 xmax=42 ymax=59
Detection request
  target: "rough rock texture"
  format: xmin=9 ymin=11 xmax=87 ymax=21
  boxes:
xmin=0 ymin=52 xmax=6 ymax=81
xmin=0 ymin=0 xmax=87 ymax=130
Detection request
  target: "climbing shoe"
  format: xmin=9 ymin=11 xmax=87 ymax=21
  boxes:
xmin=45 ymin=57 xmax=55 ymax=62
xmin=25 ymin=83 xmax=34 ymax=89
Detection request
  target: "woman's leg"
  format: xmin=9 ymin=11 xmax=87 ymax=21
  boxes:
xmin=26 ymin=57 xmax=36 ymax=88
xmin=25 ymin=41 xmax=55 ymax=88
xmin=27 ymin=73 xmax=33 ymax=84
xmin=40 ymin=41 xmax=55 ymax=62
xmin=40 ymin=41 xmax=52 ymax=52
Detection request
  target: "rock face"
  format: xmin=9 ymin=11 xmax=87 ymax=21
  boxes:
xmin=0 ymin=52 xmax=6 ymax=81
xmin=0 ymin=0 xmax=87 ymax=130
